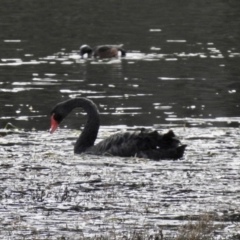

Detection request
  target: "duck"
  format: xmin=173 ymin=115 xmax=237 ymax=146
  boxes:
xmin=79 ymin=44 xmax=126 ymax=58
xmin=49 ymin=98 xmax=186 ymax=160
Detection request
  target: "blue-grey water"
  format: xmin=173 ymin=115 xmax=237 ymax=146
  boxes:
xmin=1 ymin=1 xmax=240 ymax=239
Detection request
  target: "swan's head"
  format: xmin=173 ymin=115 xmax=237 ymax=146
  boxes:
xmin=49 ymin=103 xmax=67 ymax=133
xmin=49 ymin=113 xmax=60 ymax=133
xmin=79 ymin=44 xmax=92 ymax=58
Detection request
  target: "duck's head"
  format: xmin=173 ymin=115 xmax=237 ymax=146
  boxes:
xmin=79 ymin=45 xmax=93 ymax=58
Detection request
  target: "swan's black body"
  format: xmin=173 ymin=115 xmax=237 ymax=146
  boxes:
xmin=80 ymin=44 xmax=126 ymax=58
xmin=50 ymin=98 xmax=186 ymax=160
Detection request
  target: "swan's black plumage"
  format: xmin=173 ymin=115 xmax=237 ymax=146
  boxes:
xmin=79 ymin=44 xmax=126 ymax=58
xmin=50 ymin=98 xmax=186 ymax=160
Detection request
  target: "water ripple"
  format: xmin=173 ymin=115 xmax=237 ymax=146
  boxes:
xmin=0 ymin=127 xmax=239 ymax=238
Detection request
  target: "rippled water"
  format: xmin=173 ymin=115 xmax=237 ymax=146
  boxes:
xmin=1 ymin=127 xmax=240 ymax=239
xmin=1 ymin=0 xmax=240 ymax=239
xmin=1 ymin=46 xmax=240 ymax=131
xmin=1 ymin=1 xmax=240 ymax=130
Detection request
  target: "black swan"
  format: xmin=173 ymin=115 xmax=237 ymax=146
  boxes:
xmin=79 ymin=44 xmax=126 ymax=58
xmin=49 ymin=98 xmax=186 ymax=160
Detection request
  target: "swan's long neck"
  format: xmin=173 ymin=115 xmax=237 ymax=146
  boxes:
xmin=65 ymin=98 xmax=100 ymax=154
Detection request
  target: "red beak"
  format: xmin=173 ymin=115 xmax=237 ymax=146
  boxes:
xmin=49 ymin=114 xmax=59 ymax=133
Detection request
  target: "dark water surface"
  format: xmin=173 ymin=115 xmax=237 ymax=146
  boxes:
xmin=0 ymin=0 xmax=240 ymax=130
xmin=1 ymin=0 xmax=240 ymax=239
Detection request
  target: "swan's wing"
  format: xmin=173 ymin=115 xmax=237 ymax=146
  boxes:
xmin=88 ymin=131 xmax=139 ymax=156
xmin=88 ymin=129 xmax=186 ymax=160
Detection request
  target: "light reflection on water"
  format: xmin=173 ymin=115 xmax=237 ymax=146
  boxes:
xmin=1 ymin=43 xmax=240 ymax=130
xmin=0 ymin=127 xmax=240 ymax=238
xmin=1 ymin=0 xmax=240 ymax=238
